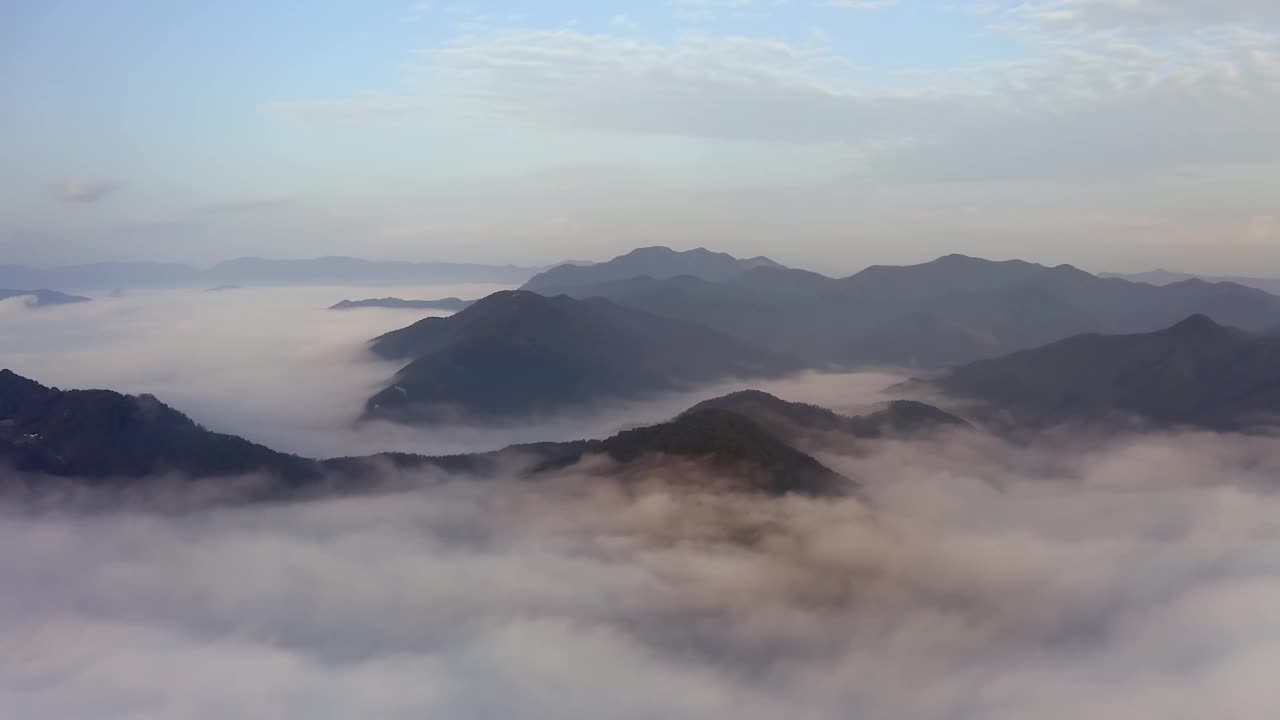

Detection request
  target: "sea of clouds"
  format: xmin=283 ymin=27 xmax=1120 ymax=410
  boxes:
xmin=2 ymin=288 xmax=1280 ymax=719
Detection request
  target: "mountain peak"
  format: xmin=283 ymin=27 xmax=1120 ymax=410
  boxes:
xmin=623 ymin=246 xmax=678 ymax=257
xmin=522 ymin=245 xmax=789 ymax=293
xmin=1166 ymin=313 xmax=1227 ymax=336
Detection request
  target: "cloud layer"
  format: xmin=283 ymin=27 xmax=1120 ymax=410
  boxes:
xmin=3 ymin=428 xmax=1280 ymax=719
xmin=3 ymin=284 xmax=1280 ymax=718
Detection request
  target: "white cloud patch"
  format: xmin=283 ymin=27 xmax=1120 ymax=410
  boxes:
xmin=414 ymin=24 xmax=1280 ymax=181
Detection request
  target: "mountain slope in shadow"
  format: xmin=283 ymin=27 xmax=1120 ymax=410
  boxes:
xmin=0 ymin=369 xmax=320 ymax=483
xmin=365 ymin=290 xmax=798 ymax=424
xmin=924 ymin=315 xmax=1280 ymax=433
xmin=2 ymin=371 xmax=872 ymax=498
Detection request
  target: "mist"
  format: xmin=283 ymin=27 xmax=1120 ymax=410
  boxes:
xmin=0 ymin=287 xmax=908 ymax=458
xmin=4 ymin=427 xmax=1280 ymax=719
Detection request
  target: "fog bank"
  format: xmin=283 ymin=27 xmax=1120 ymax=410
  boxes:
xmin=3 ymin=430 xmax=1280 ymax=719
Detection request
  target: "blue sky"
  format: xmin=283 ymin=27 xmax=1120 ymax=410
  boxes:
xmin=3 ymin=0 xmax=1278 ymax=274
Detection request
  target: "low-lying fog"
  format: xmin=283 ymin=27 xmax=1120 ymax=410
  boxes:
xmin=4 ymin=431 xmax=1280 ymax=719
xmin=0 ymin=287 xmax=907 ymax=457
xmin=5 ymin=288 xmax=1280 ymax=719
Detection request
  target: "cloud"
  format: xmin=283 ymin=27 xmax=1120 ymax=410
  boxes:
xmin=50 ymin=178 xmax=119 ymax=204
xmin=3 ymin=426 xmax=1280 ymax=718
xmin=413 ymin=26 xmax=1280 ymax=181
xmin=1026 ymin=0 xmax=1280 ymax=31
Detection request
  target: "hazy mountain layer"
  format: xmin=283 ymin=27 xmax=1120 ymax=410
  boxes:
xmin=523 ymin=246 xmax=784 ymax=293
xmin=330 ymin=297 xmax=474 ymax=311
xmin=537 ymin=253 xmax=1280 ymax=368
xmin=0 ymin=289 xmax=91 ymax=307
xmin=1103 ymin=269 xmax=1280 ymax=296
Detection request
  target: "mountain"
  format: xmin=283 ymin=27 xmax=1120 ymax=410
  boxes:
xmin=365 ymin=290 xmax=798 ymax=423
xmin=532 ymin=253 xmax=1280 ymax=368
xmin=567 ymin=408 xmax=847 ymax=495
xmin=2 ymin=371 xmax=850 ymax=497
xmin=1103 ymin=269 xmax=1280 ymax=296
xmin=923 ymin=315 xmax=1280 ymax=432
xmin=0 ymin=289 xmax=91 ymax=307
xmin=0 ymin=369 xmax=320 ymax=483
xmin=330 ymin=297 xmax=474 ymax=311
xmin=522 ymin=246 xmax=784 ymax=294
xmin=336 ymin=407 xmax=852 ymax=497
xmin=0 ymin=257 xmax=536 ymax=290
xmin=685 ymin=390 xmax=968 ymax=445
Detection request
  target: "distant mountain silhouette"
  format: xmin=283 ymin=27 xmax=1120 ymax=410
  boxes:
xmin=0 ymin=370 xmax=319 ymax=483
xmin=330 ymin=297 xmax=474 ymax=311
xmin=2 ymin=371 xmax=851 ymax=497
xmin=523 ymin=246 xmax=784 ymax=294
xmin=534 ymin=253 xmax=1280 ymax=368
xmin=925 ymin=315 xmax=1280 ymax=432
xmin=365 ymin=290 xmax=798 ymax=423
xmin=1103 ymin=269 xmax=1280 ymax=296
xmin=0 ymin=289 xmax=91 ymax=307
xmin=0 ymin=257 xmax=535 ymax=290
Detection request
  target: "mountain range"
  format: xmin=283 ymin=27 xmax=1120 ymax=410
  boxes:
xmin=8 ymin=311 xmax=1276 ymax=496
xmin=5 ymin=370 xmax=970 ymax=497
xmin=330 ymin=297 xmax=475 ymax=311
xmin=0 ymin=256 xmax=537 ymax=290
xmin=364 ymin=290 xmax=799 ymax=423
xmin=522 ymin=251 xmax=1280 ymax=368
xmin=922 ymin=315 xmax=1280 ymax=433
xmin=0 ymin=289 xmax=91 ymax=308
xmin=1103 ymin=269 xmax=1280 ymax=296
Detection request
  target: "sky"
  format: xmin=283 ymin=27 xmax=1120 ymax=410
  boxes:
xmin=2 ymin=0 xmax=1278 ymax=275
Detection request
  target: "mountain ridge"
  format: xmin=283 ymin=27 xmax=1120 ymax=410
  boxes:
xmin=527 ymin=252 xmax=1280 ymax=368
xmin=523 ymin=246 xmax=785 ymax=293
xmin=921 ymin=314 xmax=1280 ymax=433
xmin=1 ymin=370 xmax=885 ymax=498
